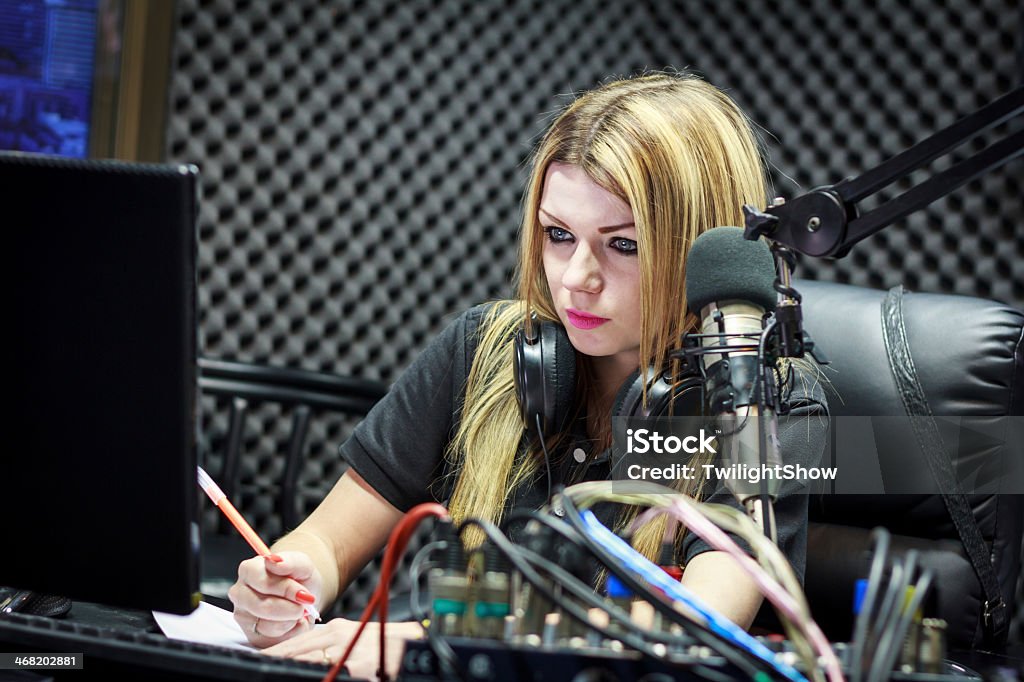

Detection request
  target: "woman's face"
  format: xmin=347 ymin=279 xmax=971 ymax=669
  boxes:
xmin=540 ymin=162 xmax=642 ymax=370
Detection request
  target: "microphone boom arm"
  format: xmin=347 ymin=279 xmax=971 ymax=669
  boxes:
xmin=744 ymin=86 xmax=1024 ymax=258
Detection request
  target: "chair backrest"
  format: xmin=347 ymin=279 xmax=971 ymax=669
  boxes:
xmin=796 ymin=279 xmax=1024 ymax=648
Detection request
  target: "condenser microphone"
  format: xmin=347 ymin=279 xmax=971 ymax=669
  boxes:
xmin=685 ymin=227 xmax=781 ymax=537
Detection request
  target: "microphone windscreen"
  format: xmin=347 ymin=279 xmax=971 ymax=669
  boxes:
xmin=685 ymin=227 xmax=777 ymax=312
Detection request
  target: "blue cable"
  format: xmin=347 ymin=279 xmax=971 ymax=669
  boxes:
xmin=579 ymin=509 xmax=807 ymax=682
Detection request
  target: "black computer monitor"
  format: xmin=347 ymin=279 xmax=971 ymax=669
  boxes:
xmin=2 ymin=152 xmax=201 ymax=615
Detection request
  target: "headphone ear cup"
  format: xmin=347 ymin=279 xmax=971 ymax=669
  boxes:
xmin=612 ymin=365 xmax=704 ymax=419
xmin=544 ymin=321 xmax=576 ymax=435
xmin=513 ymin=322 xmax=542 ymax=431
xmin=513 ymin=318 xmax=576 ymax=438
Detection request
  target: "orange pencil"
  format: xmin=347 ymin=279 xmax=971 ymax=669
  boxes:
xmin=197 ymin=466 xmax=321 ymax=621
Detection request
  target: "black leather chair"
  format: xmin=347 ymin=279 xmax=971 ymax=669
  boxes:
xmin=796 ymin=279 xmax=1024 ymax=650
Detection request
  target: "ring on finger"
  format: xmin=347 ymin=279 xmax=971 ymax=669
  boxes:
xmin=252 ymin=617 xmax=261 ymax=636
xmin=322 ymin=648 xmax=333 ymax=665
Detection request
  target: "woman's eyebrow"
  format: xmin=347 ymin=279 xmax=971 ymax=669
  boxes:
xmin=538 ymin=208 xmax=635 ymax=233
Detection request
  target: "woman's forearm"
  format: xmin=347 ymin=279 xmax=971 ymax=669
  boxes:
xmin=271 ymin=469 xmax=405 ymax=611
xmin=271 ymin=527 xmax=343 ymax=609
xmin=681 ymin=550 xmax=764 ymax=629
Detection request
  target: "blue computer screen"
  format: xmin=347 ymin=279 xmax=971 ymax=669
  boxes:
xmin=0 ymin=0 xmax=101 ymax=158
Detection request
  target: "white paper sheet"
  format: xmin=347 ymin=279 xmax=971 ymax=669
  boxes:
xmin=153 ymin=601 xmax=264 ymax=651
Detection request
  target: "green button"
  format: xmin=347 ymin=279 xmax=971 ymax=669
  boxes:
xmin=474 ymin=601 xmax=510 ymax=618
xmin=433 ymin=598 xmax=466 ymax=616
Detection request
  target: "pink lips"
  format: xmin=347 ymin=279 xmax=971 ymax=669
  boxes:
xmin=566 ymin=308 xmax=610 ymax=330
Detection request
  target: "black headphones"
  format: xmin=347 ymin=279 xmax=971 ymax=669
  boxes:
xmin=513 ymin=316 xmax=702 ymax=441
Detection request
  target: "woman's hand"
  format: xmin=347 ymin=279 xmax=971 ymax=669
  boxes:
xmin=261 ymin=618 xmax=424 ymax=680
xmin=228 ymin=551 xmax=324 ymax=647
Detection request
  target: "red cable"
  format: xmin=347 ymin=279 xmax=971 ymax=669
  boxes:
xmin=322 ymin=503 xmax=449 ymax=682
xmin=325 ymin=529 xmax=406 ymax=682
xmin=378 ymin=503 xmax=448 ymax=679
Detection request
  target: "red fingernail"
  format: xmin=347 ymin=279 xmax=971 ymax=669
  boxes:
xmin=296 ymin=590 xmax=316 ymax=604
xmin=268 ymin=554 xmax=284 ymax=563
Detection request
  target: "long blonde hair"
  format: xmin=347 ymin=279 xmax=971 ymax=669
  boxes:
xmin=446 ymin=73 xmax=770 ymax=560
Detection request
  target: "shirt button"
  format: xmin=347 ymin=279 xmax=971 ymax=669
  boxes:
xmin=572 ymin=447 xmax=587 ymax=463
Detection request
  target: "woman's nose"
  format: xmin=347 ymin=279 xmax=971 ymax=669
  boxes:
xmin=561 ymin=245 xmax=602 ymax=293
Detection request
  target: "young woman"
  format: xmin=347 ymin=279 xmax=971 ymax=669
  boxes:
xmin=228 ymin=72 xmax=828 ymax=674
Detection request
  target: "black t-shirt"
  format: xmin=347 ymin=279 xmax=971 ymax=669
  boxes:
xmin=340 ymin=303 xmax=829 ymax=582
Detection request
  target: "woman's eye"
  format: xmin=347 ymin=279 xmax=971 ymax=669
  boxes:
xmin=611 ymin=237 xmax=638 ymax=254
xmin=543 ymin=226 xmax=573 ymax=243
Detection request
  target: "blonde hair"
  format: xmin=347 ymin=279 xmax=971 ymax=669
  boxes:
xmin=446 ymin=73 xmax=770 ymax=561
